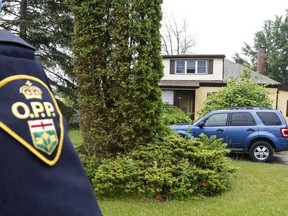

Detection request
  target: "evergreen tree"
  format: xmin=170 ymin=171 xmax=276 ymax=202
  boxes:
xmin=0 ymin=0 xmax=76 ymax=120
xmin=233 ymin=9 xmax=288 ymax=84
xmin=70 ymin=0 xmax=164 ymax=159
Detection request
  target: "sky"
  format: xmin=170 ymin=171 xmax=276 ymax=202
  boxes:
xmin=161 ymin=0 xmax=288 ymax=60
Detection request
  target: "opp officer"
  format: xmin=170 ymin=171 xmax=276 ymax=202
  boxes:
xmin=0 ymin=2 xmax=103 ymax=215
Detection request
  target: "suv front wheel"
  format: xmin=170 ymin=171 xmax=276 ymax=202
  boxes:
xmin=249 ymin=141 xmax=273 ymax=162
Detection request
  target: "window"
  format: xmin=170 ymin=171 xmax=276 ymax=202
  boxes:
xmin=175 ymin=60 xmax=207 ymax=74
xmin=176 ymin=61 xmax=185 ymax=73
xmin=204 ymin=113 xmax=228 ymax=127
xmin=257 ymin=112 xmax=282 ymax=125
xmin=197 ymin=60 xmax=207 ymax=74
xmin=230 ymin=113 xmax=256 ymax=126
xmin=286 ymin=100 xmax=288 ymax=117
xmin=187 ymin=61 xmax=195 ymax=73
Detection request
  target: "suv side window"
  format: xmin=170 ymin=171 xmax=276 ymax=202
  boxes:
xmin=230 ymin=112 xmax=256 ymax=126
xmin=204 ymin=113 xmax=228 ymax=127
xmin=257 ymin=112 xmax=282 ymax=125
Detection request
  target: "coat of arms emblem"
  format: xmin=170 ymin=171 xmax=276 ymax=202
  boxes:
xmin=28 ymin=119 xmax=58 ymax=155
xmin=0 ymin=75 xmax=64 ymax=166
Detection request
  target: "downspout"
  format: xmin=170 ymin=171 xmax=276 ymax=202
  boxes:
xmin=276 ymin=85 xmax=279 ymax=109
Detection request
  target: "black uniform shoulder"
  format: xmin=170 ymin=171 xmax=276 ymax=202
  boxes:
xmin=0 ymin=27 xmax=34 ymax=50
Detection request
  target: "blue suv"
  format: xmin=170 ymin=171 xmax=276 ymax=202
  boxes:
xmin=170 ymin=107 xmax=288 ymax=162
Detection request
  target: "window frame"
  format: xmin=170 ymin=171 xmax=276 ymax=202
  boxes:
xmin=175 ymin=60 xmax=208 ymax=74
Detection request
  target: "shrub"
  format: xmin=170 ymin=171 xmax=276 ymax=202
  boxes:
xmin=93 ymin=132 xmax=237 ymax=200
xmin=80 ymin=154 xmax=100 ymax=184
xmin=198 ymin=68 xmax=272 ymax=117
xmin=162 ymin=104 xmax=192 ymax=125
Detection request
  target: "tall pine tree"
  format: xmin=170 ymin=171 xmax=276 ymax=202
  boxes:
xmin=70 ymin=0 xmax=164 ymax=159
xmin=0 ymin=0 xmax=77 ymax=120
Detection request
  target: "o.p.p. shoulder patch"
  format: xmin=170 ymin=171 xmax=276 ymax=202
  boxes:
xmin=0 ymin=75 xmax=64 ymax=166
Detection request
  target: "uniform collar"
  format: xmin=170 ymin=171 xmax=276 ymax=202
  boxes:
xmin=0 ymin=27 xmax=35 ymax=50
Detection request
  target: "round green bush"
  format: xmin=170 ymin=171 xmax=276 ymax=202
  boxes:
xmin=92 ymin=131 xmax=237 ymax=200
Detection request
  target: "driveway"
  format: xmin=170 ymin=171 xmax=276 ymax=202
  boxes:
xmin=230 ymin=152 xmax=288 ymax=165
xmin=271 ymin=153 xmax=288 ymax=165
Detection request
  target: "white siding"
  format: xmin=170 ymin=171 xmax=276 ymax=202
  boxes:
xmin=162 ymin=58 xmax=223 ymax=81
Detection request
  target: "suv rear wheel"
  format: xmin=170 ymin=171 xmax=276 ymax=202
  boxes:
xmin=249 ymin=141 xmax=273 ymax=162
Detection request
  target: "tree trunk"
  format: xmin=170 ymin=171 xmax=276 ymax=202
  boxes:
xmin=20 ymin=0 xmax=27 ymax=40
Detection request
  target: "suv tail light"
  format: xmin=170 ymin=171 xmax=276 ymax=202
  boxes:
xmin=281 ymin=128 xmax=288 ymax=137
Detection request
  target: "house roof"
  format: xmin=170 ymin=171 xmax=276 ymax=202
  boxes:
xmin=224 ymin=59 xmax=280 ymax=85
xmin=159 ymin=80 xmax=224 ymax=88
xmin=159 ymin=58 xmax=280 ymax=88
xmin=162 ymin=54 xmax=226 ymax=59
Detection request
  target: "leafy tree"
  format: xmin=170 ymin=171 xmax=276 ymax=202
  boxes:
xmin=0 ymin=0 xmax=76 ymax=121
xmin=70 ymin=0 xmax=164 ymax=159
xmin=233 ymin=9 xmax=288 ymax=84
xmin=198 ymin=68 xmax=272 ymax=117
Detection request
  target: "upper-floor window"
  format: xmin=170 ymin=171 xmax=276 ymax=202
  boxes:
xmin=176 ymin=60 xmax=207 ymax=74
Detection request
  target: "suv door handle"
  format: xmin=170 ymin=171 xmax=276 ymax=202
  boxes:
xmin=216 ymin=129 xmax=224 ymax=133
xmin=247 ymin=128 xmax=255 ymax=132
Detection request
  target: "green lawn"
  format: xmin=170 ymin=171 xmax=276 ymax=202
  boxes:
xmin=68 ymin=129 xmax=83 ymax=149
xmin=68 ymin=130 xmax=288 ymax=216
xmin=98 ymin=161 xmax=288 ymax=216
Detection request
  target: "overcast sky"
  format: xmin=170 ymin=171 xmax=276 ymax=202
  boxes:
xmin=162 ymin=0 xmax=287 ymax=60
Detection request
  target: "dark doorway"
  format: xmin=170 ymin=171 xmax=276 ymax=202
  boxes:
xmin=174 ymin=90 xmax=195 ymax=120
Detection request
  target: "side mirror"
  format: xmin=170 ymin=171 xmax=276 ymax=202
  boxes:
xmin=198 ymin=121 xmax=205 ymax=128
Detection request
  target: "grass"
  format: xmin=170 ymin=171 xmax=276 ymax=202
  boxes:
xmin=98 ymin=161 xmax=288 ymax=216
xmin=68 ymin=130 xmax=288 ymax=216
xmin=68 ymin=129 xmax=83 ymax=149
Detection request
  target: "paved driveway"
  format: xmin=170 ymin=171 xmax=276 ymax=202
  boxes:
xmin=271 ymin=153 xmax=288 ymax=165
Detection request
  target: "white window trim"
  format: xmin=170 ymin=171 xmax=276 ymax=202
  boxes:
xmin=175 ymin=60 xmax=208 ymax=74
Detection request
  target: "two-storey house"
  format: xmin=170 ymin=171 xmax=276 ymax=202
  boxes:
xmin=160 ymin=55 xmax=283 ymax=120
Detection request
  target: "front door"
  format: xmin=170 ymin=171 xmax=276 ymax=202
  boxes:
xmin=174 ymin=91 xmax=195 ymax=119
